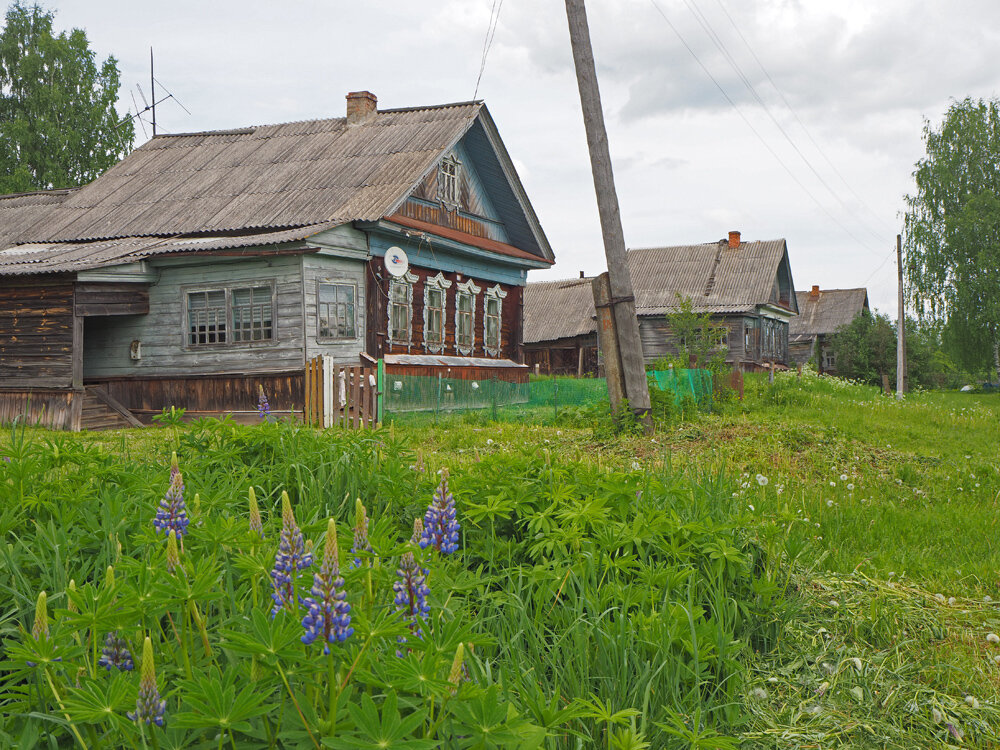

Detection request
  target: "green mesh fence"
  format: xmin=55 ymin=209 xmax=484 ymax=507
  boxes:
xmin=382 ymin=369 xmax=711 ymax=425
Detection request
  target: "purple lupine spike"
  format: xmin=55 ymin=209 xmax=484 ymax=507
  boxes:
xmin=128 ymin=637 xmax=166 ymax=727
xmin=98 ymin=631 xmax=134 ymax=671
xmin=257 ymin=385 xmax=271 ymax=419
xmin=392 ymin=549 xmax=430 ymax=654
xmin=419 ymin=471 xmax=460 ymax=555
xmin=301 ymin=519 xmax=353 ymax=653
xmin=154 ymin=453 xmax=189 ymax=540
xmin=270 ymin=492 xmax=313 ymax=616
xmin=351 ymin=498 xmax=372 ymax=568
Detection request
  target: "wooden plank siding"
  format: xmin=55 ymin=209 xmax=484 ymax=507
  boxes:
xmin=74 ymin=283 xmax=150 ymax=317
xmin=302 ymin=253 xmax=368 ymax=364
xmin=366 ymin=261 xmax=522 ymax=363
xmin=82 ymin=255 xmax=306 ymax=379
xmin=0 ymin=276 xmax=76 ymax=388
xmin=0 ymin=390 xmax=80 ymax=431
xmin=91 ymin=371 xmax=304 ymax=423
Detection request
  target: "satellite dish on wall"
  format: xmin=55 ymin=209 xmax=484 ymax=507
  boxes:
xmin=385 ymin=246 xmax=409 ymax=278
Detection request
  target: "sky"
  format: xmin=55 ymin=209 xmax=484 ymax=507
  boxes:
xmin=33 ymin=0 xmax=1000 ymax=316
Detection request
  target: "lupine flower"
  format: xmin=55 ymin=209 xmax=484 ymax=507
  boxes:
xmin=351 ymin=498 xmax=372 ymax=568
xmin=98 ymin=632 xmax=134 ymax=671
xmin=154 ymin=453 xmax=190 ymax=541
xmin=448 ymin=642 xmax=465 ymax=693
xmin=411 ymin=517 xmax=424 ymax=545
xmin=32 ymin=591 xmax=48 ymax=641
xmin=66 ymin=580 xmax=77 ymax=614
xmin=106 ymin=565 xmax=115 ymax=590
xmin=128 ymin=637 xmax=166 ymax=727
xmin=419 ymin=472 xmax=460 ymax=555
xmin=257 ymin=385 xmax=271 ymax=419
xmin=166 ymin=530 xmax=181 ymax=575
xmin=270 ymin=491 xmax=313 ymax=615
xmin=301 ymin=519 xmax=353 ymax=653
xmin=393 ymin=549 xmax=430 ymax=653
xmin=249 ymin=487 xmax=263 ymax=538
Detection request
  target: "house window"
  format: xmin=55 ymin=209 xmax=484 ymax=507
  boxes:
xmin=744 ymin=320 xmax=754 ymax=354
xmin=823 ymin=348 xmax=836 ymax=370
xmin=187 ymin=290 xmax=227 ymax=345
xmin=388 ymin=271 xmax=418 ymax=347
xmin=454 ymin=278 xmax=481 ymax=355
xmin=438 ymin=156 xmax=461 ymax=207
xmin=186 ymin=284 xmax=275 ymax=347
xmin=484 ymin=284 xmax=507 ymax=357
xmin=423 ymin=272 xmax=452 ymax=353
xmin=318 ymin=283 xmax=356 ymax=339
xmin=231 ymin=286 xmax=274 ymax=342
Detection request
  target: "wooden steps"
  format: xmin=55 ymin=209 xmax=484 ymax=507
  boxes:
xmin=80 ymin=386 xmax=144 ymax=431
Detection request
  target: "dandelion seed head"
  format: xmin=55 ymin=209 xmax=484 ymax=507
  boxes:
xmin=987 ymin=633 xmax=999 ymax=645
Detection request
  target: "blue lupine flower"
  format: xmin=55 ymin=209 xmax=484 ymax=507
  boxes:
xmin=419 ymin=472 xmax=460 ymax=555
xmin=393 ymin=549 xmax=430 ymax=653
xmin=154 ymin=453 xmax=189 ymax=541
xmin=98 ymin=631 xmax=134 ymax=671
xmin=257 ymin=385 xmax=271 ymax=419
xmin=271 ymin=492 xmax=313 ymax=615
xmin=351 ymin=498 xmax=372 ymax=568
xmin=128 ymin=637 xmax=166 ymax=727
xmin=301 ymin=519 xmax=353 ymax=653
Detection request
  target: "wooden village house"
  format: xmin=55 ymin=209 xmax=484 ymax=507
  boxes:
xmin=788 ymin=286 xmax=870 ymax=375
xmin=0 ymin=92 xmax=554 ymax=430
xmin=524 ymin=231 xmax=798 ymax=374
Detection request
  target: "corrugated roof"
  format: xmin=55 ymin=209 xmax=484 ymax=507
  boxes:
xmin=790 ymin=287 xmax=869 ymax=336
xmin=0 ymin=102 xmax=491 ymax=274
xmin=524 ymin=239 xmax=795 ymax=343
xmin=523 ymin=277 xmax=596 ymax=343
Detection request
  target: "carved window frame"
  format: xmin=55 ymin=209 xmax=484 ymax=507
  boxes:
xmin=422 ymin=272 xmax=452 ymax=353
xmin=387 ymin=270 xmax=418 ymax=350
xmin=454 ymin=278 xmax=481 ymax=356
xmin=437 ymin=155 xmax=461 ymax=208
xmin=484 ymin=284 xmax=507 ymax=357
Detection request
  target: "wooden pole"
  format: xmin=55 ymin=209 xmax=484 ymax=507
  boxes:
xmin=592 ymin=273 xmax=625 ymax=413
xmin=896 ymin=233 xmax=906 ymax=399
xmin=564 ymin=0 xmax=651 ymax=417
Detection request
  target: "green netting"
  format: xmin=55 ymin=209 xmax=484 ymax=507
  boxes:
xmin=649 ymin=368 xmax=714 ymax=406
xmin=384 ymin=373 xmax=530 ymax=415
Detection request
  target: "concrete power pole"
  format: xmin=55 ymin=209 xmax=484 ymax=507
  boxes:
xmin=564 ymin=0 xmax=651 ymax=419
xmin=896 ymin=233 xmax=906 ymax=399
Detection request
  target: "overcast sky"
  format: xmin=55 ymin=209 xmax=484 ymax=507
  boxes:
xmin=36 ymin=0 xmax=1000 ymax=315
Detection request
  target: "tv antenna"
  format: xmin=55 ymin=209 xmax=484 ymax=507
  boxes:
xmin=117 ymin=47 xmax=191 ymax=135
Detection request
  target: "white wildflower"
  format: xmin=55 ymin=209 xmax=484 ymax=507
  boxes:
xmin=935 ymin=593 xmax=946 ymax=603
xmin=847 ymin=483 xmax=854 ymax=491
xmin=820 ymin=662 xmax=834 ymax=675
xmin=965 ymin=695 xmax=980 ymax=709
xmin=985 ymin=595 xmax=993 ymax=603
xmin=994 ymin=655 xmax=1000 ymax=665
xmin=756 ymin=474 xmax=768 ymax=487
xmin=830 ymin=481 xmax=836 ymax=487
xmin=987 ymin=633 xmax=999 ymax=645
xmin=826 ymin=500 xmax=834 ymax=507
xmin=767 ymin=677 xmax=779 ymax=683
xmin=748 ymin=504 xmax=755 ymax=511
xmin=948 ymin=597 xmax=956 ymax=606
xmin=752 ymin=687 xmax=768 ymax=700
xmin=631 ymin=461 xmax=641 ymax=471
xmin=840 ymin=473 xmax=848 ymax=482
xmin=828 ymin=599 xmax=839 ymax=608
xmin=805 ymin=704 xmax=822 ymax=715
xmin=486 ymin=439 xmax=493 ymax=445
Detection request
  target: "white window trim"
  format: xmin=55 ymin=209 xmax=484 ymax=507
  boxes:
xmin=454 ymin=278 xmax=481 ymax=355
xmin=387 ymin=270 xmax=419 ymax=350
xmin=422 ymin=272 xmax=453 ymax=354
xmin=484 ymin=284 xmax=507 ymax=357
xmin=438 ymin=155 xmax=462 ymax=208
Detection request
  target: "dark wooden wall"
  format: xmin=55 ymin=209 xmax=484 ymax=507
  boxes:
xmin=523 ymin=335 xmax=599 ymax=377
xmin=366 ymin=262 xmax=522 ymax=362
xmin=91 ymin=371 xmax=304 ymax=423
xmin=0 ymin=276 xmax=77 ymax=388
xmin=0 ymin=389 xmax=80 ymax=430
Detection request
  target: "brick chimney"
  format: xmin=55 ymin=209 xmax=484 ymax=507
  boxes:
xmin=810 ymin=285 xmax=820 ymax=298
xmin=579 ymin=270 xmax=585 ymax=279
xmin=728 ymin=230 xmax=740 ymax=249
xmin=346 ymin=91 xmax=377 ymax=125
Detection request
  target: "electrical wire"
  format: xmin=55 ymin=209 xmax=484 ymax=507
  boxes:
xmin=473 ymin=0 xmax=504 ymax=100
xmin=648 ymin=0 xmax=877 ymax=254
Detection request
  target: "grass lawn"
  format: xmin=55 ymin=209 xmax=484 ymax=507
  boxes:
xmin=1 ymin=371 xmax=998 ymax=747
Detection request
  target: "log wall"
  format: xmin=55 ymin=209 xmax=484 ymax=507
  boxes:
xmin=0 ymin=276 xmax=77 ymax=388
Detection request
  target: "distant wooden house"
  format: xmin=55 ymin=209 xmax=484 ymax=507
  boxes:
xmin=0 ymin=91 xmax=553 ymax=430
xmin=523 ymin=231 xmax=798 ymax=374
xmin=788 ymin=286 xmax=870 ymax=375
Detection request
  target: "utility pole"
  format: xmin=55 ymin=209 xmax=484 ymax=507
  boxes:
xmin=564 ymin=0 xmax=651 ymax=420
xmin=896 ymin=233 xmax=906 ymax=399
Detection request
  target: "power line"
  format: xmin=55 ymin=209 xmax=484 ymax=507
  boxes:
xmin=713 ymin=0 xmax=895 ymax=236
xmin=647 ymin=0 xmax=877 ymax=254
xmin=473 ymin=0 xmax=504 ymax=100
xmin=680 ymin=0 xmax=886 ymax=250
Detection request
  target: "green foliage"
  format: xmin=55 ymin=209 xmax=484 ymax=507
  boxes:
xmin=0 ymin=1 xmax=133 ymax=193
xmin=904 ymin=97 xmax=1000 ymax=378
xmin=660 ymin=296 xmax=730 ymax=374
xmin=830 ymin=310 xmax=896 ymax=386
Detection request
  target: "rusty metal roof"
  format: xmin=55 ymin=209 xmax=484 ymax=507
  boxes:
xmin=0 ymin=102 xmax=486 ymax=273
xmin=790 ymin=287 xmax=869 ymax=336
xmin=523 ymin=277 xmax=596 ymax=343
xmin=524 ymin=238 xmax=796 ymax=344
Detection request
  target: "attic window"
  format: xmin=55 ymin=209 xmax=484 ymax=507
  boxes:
xmin=438 ymin=156 xmax=461 ymax=207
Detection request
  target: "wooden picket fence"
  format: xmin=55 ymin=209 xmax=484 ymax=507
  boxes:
xmin=304 ymin=355 xmax=378 ymax=428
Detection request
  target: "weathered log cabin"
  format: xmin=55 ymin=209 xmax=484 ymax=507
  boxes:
xmin=524 ymin=231 xmax=798 ymax=374
xmin=788 ymin=286 xmax=870 ymax=375
xmin=0 ymin=92 xmax=553 ymax=429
